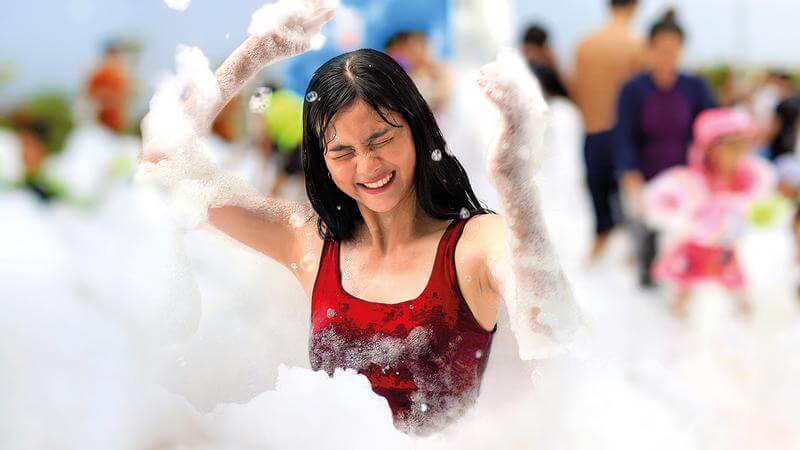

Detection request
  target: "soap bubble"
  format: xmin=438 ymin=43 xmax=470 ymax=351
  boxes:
xmin=431 ymin=149 xmax=442 ymax=162
xmin=300 ymin=253 xmax=316 ymax=272
xmin=305 ymin=91 xmax=319 ymax=103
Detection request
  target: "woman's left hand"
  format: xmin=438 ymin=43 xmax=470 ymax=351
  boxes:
xmin=477 ymin=49 xmax=549 ymax=179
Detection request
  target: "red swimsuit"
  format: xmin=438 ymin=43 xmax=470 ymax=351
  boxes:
xmin=309 ymin=217 xmax=496 ymax=435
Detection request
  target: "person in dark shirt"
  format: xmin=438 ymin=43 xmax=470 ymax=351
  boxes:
xmin=613 ymin=9 xmax=716 ymax=287
xmin=770 ymin=94 xmax=800 ymax=161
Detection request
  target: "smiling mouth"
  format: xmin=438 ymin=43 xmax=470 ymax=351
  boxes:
xmin=357 ymin=171 xmax=395 ymax=192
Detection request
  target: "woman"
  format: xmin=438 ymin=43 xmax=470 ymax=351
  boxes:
xmin=139 ymin=0 xmax=576 ymax=435
xmin=614 ymin=9 xmax=716 ymax=287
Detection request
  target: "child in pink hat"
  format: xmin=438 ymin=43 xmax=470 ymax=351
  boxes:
xmin=643 ymin=108 xmax=776 ymax=317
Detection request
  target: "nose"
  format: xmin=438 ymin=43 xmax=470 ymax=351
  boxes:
xmin=356 ymin=148 xmax=383 ymax=178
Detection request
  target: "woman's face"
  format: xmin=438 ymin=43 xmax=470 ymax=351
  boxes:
xmin=323 ymin=100 xmax=416 ymax=213
xmin=649 ymin=32 xmax=683 ymax=76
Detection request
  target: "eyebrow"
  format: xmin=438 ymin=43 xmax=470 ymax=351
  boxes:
xmin=327 ymin=127 xmax=394 ymax=153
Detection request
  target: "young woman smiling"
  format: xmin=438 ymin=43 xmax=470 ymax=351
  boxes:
xmin=139 ymin=0 xmax=577 ymax=435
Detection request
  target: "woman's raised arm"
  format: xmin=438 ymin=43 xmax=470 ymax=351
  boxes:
xmin=477 ymin=49 xmax=582 ymax=359
xmin=137 ymin=0 xmax=335 ymax=269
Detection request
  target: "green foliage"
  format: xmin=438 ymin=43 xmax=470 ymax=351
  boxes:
xmin=14 ymin=92 xmax=75 ymax=154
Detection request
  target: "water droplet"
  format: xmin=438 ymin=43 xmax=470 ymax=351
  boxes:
xmin=465 ymin=275 xmax=472 ymax=283
xmin=310 ymin=34 xmax=327 ymax=50
xmin=395 ymin=371 xmax=400 ymax=375
xmin=326 ymin=308 xmax=336 ymax=318
xmin=459 ymin=207 xmax=471 ymax=219
xmin=301 ymin=254 xmax=316 ymax=272
xmin=249 ymin=86 xmax=272 ymax=113
xmin=382 ymin=366 xmax=389 ymax=373
xmin=224 ymin=32 xmax=230 ymax=39
xmin=290 ymin=262 xmax=298 ymax=270
xmin=289 ymin=211 xmax=305 ymax=228
xmin=336 ymin=205 xmax=342 ymax=211
xmin=475 ymin=350 xmax=483 ymax=359
xmin=409 ymin=304 xmax=414 ymax=310
xmin=305 ymin=91 xmax=319 ymax=103
xmin=431 ymin=149 xmax=442 ymax=161
xmin=420 ymin=403 xmax=428 ymax=412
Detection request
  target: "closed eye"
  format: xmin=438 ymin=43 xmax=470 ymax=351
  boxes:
xmin=333 ymin=151 xmax=355 ymax=160
xmin=371 ymin=137 xmax=393 ymax=148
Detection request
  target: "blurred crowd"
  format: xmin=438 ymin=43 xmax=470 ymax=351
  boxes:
xmin=521 ymin=0 xmax=799 ymax=316
xmin=1 ymin=0 xmax=799 ymax=318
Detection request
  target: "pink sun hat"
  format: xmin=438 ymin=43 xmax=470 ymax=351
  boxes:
xmin=688 ymin=108 xmax=757 ymax=168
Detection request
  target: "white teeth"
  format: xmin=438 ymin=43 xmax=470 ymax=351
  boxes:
xmin=363 ymin=172 xmax=393 ymax=189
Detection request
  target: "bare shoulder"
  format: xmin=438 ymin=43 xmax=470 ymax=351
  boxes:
xmin=455 ymin=213 xmax=507 ymax=279
xmin=460 ymin=213 xmax=506 ymax=254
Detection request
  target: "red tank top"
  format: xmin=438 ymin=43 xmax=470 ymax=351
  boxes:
xmin=309 ymin=217 xmax=496 ymax=435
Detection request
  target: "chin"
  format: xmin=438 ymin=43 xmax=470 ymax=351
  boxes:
xmin=359 ymin=197 xmax=402 ymax=214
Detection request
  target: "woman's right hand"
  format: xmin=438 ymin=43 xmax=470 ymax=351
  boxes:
xmin=211 ymin=0 xmax=335 ymax=124
xmin=249 ymin=0 xmax=336 ymax=60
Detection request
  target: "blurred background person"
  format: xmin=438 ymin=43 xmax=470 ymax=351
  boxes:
xmin=614 ymin=8 xmax=717 ymax=287
xmin=520 ymin=24 xmax=569 ymax=99
xmin=643 ymin=108 xmax=775 ymax=317
xmin=768 ymin=90 xmax=800 ymax=162
xmin=775 ymin=127 xmax=800 ymax=289
xmin=749 ymin=71 xmax=795 ymax=152
xmin=572 ymin=0 xmax=643 ymax=262
xmin=384 ymin=30 xmax=453 ymax=114
xmin=8 ymin=111 xmax=53 ymax=200
xmin=85 ymin=40 xmax=133 ymax=134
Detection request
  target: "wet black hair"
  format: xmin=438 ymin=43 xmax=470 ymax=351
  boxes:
xmin=301 ymin=48 xmax=494 ymax=242
xmin=610 ymin=0 xmax=637 ymax=7
xmin=649 ymin=8 xmax=685 ymax=42
xmin=522 ymin=25 xmax=548 ymax=48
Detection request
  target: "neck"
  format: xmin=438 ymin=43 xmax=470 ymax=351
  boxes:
xmin=652 ymin=70 xmax=678 ymax=89
xmin=355 ymin=187 xmax=433 ymax=255
xmin=609 ymin=7 xmax=635 ymax=25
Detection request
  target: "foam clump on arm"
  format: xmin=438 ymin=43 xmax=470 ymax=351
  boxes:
xmin=477 ymin=49 xmax=582 ymax=359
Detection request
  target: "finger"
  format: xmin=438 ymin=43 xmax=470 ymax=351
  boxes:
xmin=303 ymin=7 xmax=336 ymax=34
